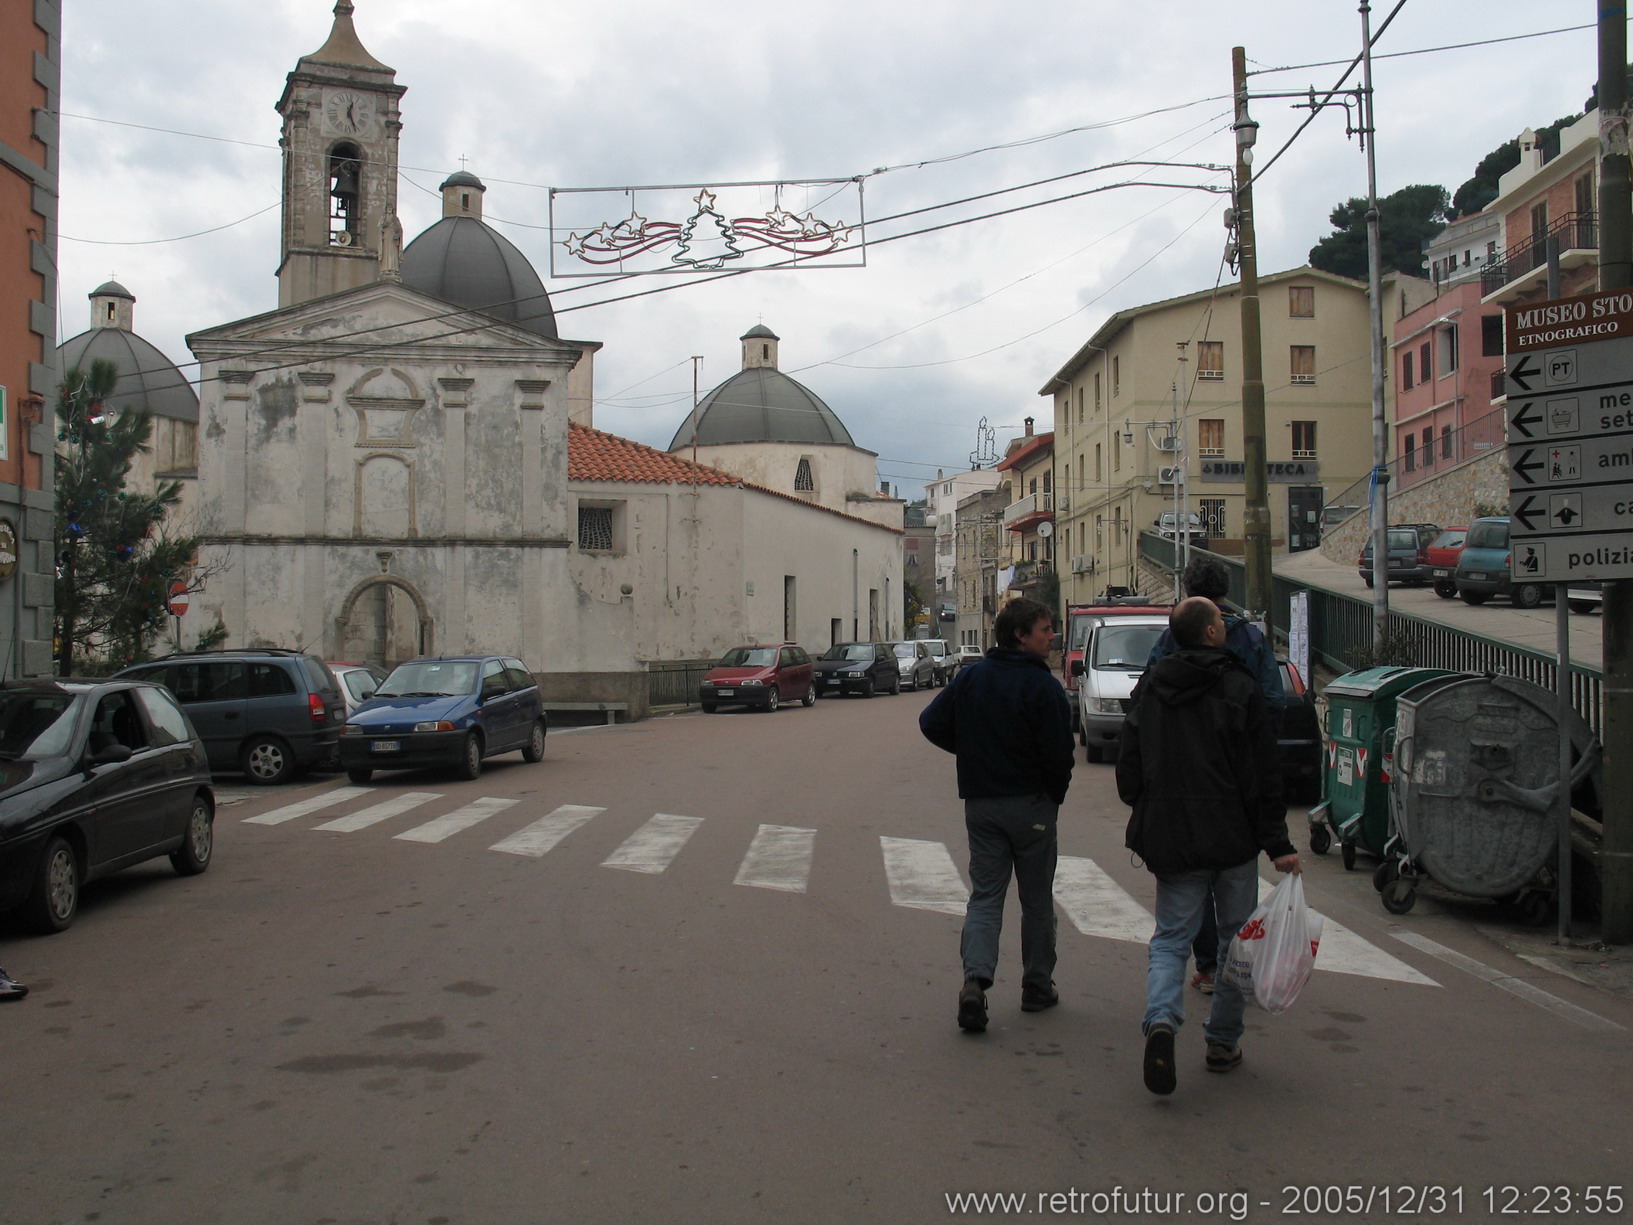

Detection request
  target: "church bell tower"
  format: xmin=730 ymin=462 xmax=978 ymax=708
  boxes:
xmin=276 ymin=2 xmax=406 ymax=308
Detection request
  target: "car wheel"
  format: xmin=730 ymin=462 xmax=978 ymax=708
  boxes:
xmin=347 ymin=767 xmax=373 ymax=785
xmin=1433 ymin=580 xmax=1456 ymax=599
xmin=169 ymin=794 xmax=215 ymax=876
xmin=1460 ymin=590 xmax=1489 ymax=605
xmin=1361 ymin=574 xmax=1374 ymax=588
xmin=523 ymin=719 xmax=547 ymax=762
xmin=1569 ymin=599 xmax=1596 ymax=614
xmin=455 ymin=731 xmax=483 ymax=781
xmin=891 ymin=675 xmax=902 ymax=695
xmin=23 ymin=835 xmax=79 ymax=934
xmin=862 ymin=679 xmax=875 ymax=699
xmin=701 ymin=702 xmax=717 ymax=713
xmin=241 ymin=735 xmax=294 ymax=785
xmin=802 ymin=685 xmax=817 ymax=708
xmin=1513 ymin=583 xmax=1545 ymax=609
xmin=766 ymin=688 xmax=780 ymax=713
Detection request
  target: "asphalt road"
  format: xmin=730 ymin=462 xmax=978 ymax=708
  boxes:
xmin=4 ymin=690 xmax=1631 ymax=1224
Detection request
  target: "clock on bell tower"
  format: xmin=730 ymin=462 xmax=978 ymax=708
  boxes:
xmin=275 ymin=2 xmax=406 ymax=308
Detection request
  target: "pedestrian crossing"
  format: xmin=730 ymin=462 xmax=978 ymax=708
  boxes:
xmin=239 ymin=786 xmax=1437 ymax=987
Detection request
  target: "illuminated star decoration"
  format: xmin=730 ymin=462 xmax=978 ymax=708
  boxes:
xmin=559 ymin=190 xmax=856 ymax=271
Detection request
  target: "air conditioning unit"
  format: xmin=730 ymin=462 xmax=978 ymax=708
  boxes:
xmin=1158 ymin=465 xmax=1186 ymax=485
xmin=1154 ymin=434 xmax=1180 ymax=451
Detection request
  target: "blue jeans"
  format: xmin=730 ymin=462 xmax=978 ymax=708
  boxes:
xmin=1143 ymin=860 xmax=1259 ymax=1048
xmin=960 ymin=794 xmax=1059 ymax=990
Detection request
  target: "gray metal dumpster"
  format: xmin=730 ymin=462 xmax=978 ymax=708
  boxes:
xmin=1381 ymin=673 xmax=1602 ymax=923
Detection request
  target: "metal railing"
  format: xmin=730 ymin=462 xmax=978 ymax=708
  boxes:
xmin=1321 ymin=403 xmax=1507 ymax=510
xmin=1002 ymin=492 xmax=1053 ymax=526
xmin=1137 ymin=536 xmax=1604 ymax=737
xmin=1481 ymin=210 xmax=1598 ymax=296
xmin=646 ymin=659 xmax=715 ymax=708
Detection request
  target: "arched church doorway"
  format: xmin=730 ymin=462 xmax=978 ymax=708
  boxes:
xmin=338 ymin=576 xmax=432 ymax=670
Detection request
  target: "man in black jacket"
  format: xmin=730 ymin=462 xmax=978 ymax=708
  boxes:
xmin=920 ymin=597 xmax=1074 ymax=1033
xmin=1118 ymin=597 xmax=1299 ymax=1094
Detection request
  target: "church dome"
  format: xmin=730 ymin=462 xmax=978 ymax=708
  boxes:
xmin=57 ymin=285 xmax=198 ymax=422
xmin=401 ymin=213 xmax=557 ymax=339
xmin=668 ymin=326 xmax=854 ymax=449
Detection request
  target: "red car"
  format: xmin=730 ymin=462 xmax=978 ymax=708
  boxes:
xmin=1424 ymin=526 xmax=1468 ymax=598
xmin=699 ymin=644 xmax=816 ymax=713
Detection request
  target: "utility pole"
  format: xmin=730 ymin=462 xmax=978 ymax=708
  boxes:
xmin=1596 ymin=3 xmax=1632 ymax=942
xmin=1232 ymin=47 xmax=1272 ymax=635
xmin=1361 ymin=2 xmax=1391 ymax=645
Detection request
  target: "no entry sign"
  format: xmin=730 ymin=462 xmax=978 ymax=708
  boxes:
xmin=167 ymin=581 xmax=190 ymax=617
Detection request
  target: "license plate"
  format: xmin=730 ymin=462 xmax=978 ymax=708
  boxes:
xmin=1433 ymin=568 xmax=1448 ymax=577
xmin=1468 ymin=572 xmax=1488 ymax=581
xmin=824 ymin=679 xmax=840 ymax=686
xmin=715 ymin=688 xmax=734 ymax=697
xmin=371 ymin=740 xmax=400 ymax=753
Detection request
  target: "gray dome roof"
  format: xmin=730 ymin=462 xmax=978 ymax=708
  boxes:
xmin=401 ymin=215 xmax=557 ymax=338
xmin=667 ymin=367 xmax=854 ymax=449
xmin=56 ymin=327 xmax=198 ymax=422
xmin=742 ymin=324 xmax=778 ymax=340
xmin=440 ymin=170 xmax=485 ymax=190
xmin=92 ymin=279 xmax=135 ymax=300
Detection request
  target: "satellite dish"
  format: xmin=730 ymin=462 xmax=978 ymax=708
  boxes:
xmin=1037 ymin=521 xmax=1054 ymax=538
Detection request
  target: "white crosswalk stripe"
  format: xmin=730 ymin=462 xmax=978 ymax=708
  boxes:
xmin=314 ymin=791 xmax=442 ymax=832
xmin=1252 ymin=876 xmax=1437 ymax=986
xmin=603 ymin=813 xmax=704 ymax=873
xmin=394 ymin=796 xmax=519 ymax=844
xmin=489 ymin=804 xmax=606 ymax=857
xmin=733 ymin=824 xmax=816 ymax=893
xmin=242 ymin=786 xmax=372 ymax=826
xmin=880 ymin=837 xmax=967 ymax=915
xmin=1053 ymin=855 xmax=1159 ymax=943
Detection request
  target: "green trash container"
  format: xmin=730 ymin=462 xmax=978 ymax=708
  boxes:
xmin=1308 ymin=666 xmax=1460 ymax=871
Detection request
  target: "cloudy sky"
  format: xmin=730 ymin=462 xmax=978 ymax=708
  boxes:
xmin=55 ymin=2 xmax=1607 ymax=498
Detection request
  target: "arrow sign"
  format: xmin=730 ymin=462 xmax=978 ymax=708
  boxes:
xmin=1512 ymin=495 xmax=1544 ymax=531
xmin=1511 ymin=449 xmax=1545 ymax=485
xmin=1508 ymin=354 xmax=1541 ymax=393
xmin=1509 ymin=401 xmax=1543 ymax=439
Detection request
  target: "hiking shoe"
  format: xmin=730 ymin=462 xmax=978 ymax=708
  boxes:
xmin=1190 ymin=971 xmax=1215 ymax=995
xmin=1020 ymin=981 xmax=1059 ymax=1012
xmin=957 ymin=980 xmax=988 ymax=1033
xmin=1205 ymin=1043 xmax=1243 ymax=1073
xmin=1143 ymin=1024 xmax=1176 ymax=1095
xmin=0 ymin=968 xmax=27 ymax=1002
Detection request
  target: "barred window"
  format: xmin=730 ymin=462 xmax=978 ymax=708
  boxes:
xmin=1197 ymin=341 xmax=1224 ymax=380
xmin=577 ymin=506 xmax=614 ymax=551
xmin=795 ymin=457 xmax=814 ymax=490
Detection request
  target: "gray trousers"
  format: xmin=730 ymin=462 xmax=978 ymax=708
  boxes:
xmin=960 ymin=794 xmax=1059 ymax=989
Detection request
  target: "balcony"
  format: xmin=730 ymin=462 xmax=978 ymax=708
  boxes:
xmin=1002 ymin=491 xmax=1054 ymax=532
xmin=1481 ymin=211 xmax=1598 ymax=304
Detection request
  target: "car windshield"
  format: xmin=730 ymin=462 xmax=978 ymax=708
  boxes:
xmin=821 ymin=644 xmax=874 ymax=661
xmin=720 ymin=647 xmax=777 ymax=668
xmin=376 ymin=661 xmax=479 ymax=697
xmin=1069 ymin=617 xmax=1096 ymax=652
xmin=341 ymin=671 xmax=378 ymax=703
xmin=892 ymin=644 xmax=918 ymax=659
xmin=1431 ymin=530 xmax=1466 ymax=549
xmin=0 ymin=692 xmax=82 ymax=760
xmin=1092 ymin=624 xmax=1165 ymax=670
xmin=1466 ymin=520 xmax=1508 ymax=550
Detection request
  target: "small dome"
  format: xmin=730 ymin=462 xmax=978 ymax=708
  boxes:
xmin=440 ymin=171 xmax=485 ymax=190
xmin=401 ymin=215 xmax=557 ymax=338
xmin=742 ymin=324 xmax=778 ymax=340
xmin=57 ymin=327 xmax=199 ymax=422
xmin=668 ymin=367 xmax=854 ymax=449
xmin=92 ymin=280 xmax=135 ymax=301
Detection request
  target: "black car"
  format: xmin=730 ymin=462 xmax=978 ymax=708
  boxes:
xmin=1276 ymin=658 xmax=1322 ymax=804
xmin=1357 ymin=523 xmax=1439 ymax=587
xmin=0 ymin=679 xmax=215 ymax=933
xmin=117 ymin=649 xmax=345 ymax=785
xmin=811 ymin=642 xmax=901 ymax=697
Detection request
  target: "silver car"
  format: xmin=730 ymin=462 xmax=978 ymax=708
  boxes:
xmin=889 ymin=641 xmax=938 ymax=691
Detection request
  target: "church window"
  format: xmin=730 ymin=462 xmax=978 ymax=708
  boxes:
xmin=329 ymin=142 xmax=363 ymax=246
xmin=577 ymin=505 xmax=615 ymax=551
xmin=795 ymin=457 xmax=815 ymax=491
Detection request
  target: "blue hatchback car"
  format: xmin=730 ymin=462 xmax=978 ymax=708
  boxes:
xmin=337 ymin=656 xmax=546 ymax=783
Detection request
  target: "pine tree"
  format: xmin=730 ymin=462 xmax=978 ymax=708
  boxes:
xmin=54 ymin=360 xmax=203 ymax=674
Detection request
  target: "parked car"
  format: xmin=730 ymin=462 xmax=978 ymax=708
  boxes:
xmin=890 ymin=641 xmax=938 ymax=691
xmin=1321 ymin=504 xmax=1363 ymax=533
xmin=329 ymin=661 xmax=387 ymax=719
xmin=812 ymin=642 xmax=900 ymax=697
xmin=1277 ymin=658 xmax=1322 ymax=804
xmin=699 ymin=644 xmax=815 ymax=713
xmin=919 ymin=639 xmax=954 ymax=684
xmin=1567 ymin=581 xmax=1603 ymax=614
xmin=338 ymin=655 xmax=546 ymax=783
xmin=1073 ymin=614 xmax=1169 ymax=762
xmin=116 ymin=649 xmax=345 ymax=785
xmin=1424 ymin=527 xmax=1468 ymax=598
xmin=1454 ymin=516 xmax=1552 ymax=608
xmin=0 ymin=678 xmax=215 ymax=933
xmin=954 ymin=645 xmax=984 ymax=672
xmin=1357 ymin=523 xmax=1439 ymax=587
xmin=1155 ymin=510 xmax=1205 ymax=542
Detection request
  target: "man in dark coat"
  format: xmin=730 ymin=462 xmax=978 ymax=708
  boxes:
xmin=1118 ymin=597 xmax=1299 ymax=1095
xmin=920 ymin=596 xmax=1074 ymax=1033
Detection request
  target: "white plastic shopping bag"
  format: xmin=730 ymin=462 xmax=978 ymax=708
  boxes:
xmin=1221 ymin=874 xmax=1323 ymax=1014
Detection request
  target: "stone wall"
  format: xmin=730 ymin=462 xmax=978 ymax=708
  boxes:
xmin=1318 ymin=448 xmax=1508 ymax=562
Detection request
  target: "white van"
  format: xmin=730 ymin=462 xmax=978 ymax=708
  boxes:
xmin=1076 ymin=614 xmax=1169 ymax=762
xmin=918 ymin=638 xmax=953 ymax=685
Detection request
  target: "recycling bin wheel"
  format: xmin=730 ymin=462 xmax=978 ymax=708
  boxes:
xmin=1381 ymin=878 xmax=1416 ymax=915
xmin=1341 ymin=840 xmax=1357 ymax=871
xmin=1310 ymin=825 xmax=1331 ymax=855
xmin=1373 ymin=861 xmax=1396 ymax=893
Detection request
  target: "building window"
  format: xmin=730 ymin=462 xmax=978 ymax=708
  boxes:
xmin=1291 ymin=421 xmax=1317 ymax=459
xmin=1421 ymin=428 xmax=1434 ymax=465
xmin=1531 ymin=200 xmax=1549 ymax=241
xmin=1402 ymin=350 xmax=1415 ymax=390
xmin=1094 ymin=442 xmax=1102 ymax=481
xmin=794 ymin=457 xmax=814 ymax=490
xmin=1481 ymin=314 xmax=1504 ymax=357
xmin=1197 ymin=341 xmax=1224 ymax=380
xmin=1439 ymin=325 xmax=1458 ymax=374
xmin=577 ymin=505 xmax=615 ymax=551
xmin=1576 ymin=171 xmax=1595 ymax=216
xmin=1199 ymin=498 xmax=1226 ymax=539
xmin=1198 ymin=418 xmax=1225 ymax=456
xmin=1289 ymin=286 xmax=1314 ymax=317
xmin=1112 ymin=356 xmax=1121 ymax=396
xmin=1440 ymin=425 xmax=1453 ymax=460
xmin=1403 ymin=434 xmax=1416 ymax=473
xmin=1418 ymin=341 xmax=1431 ymax=384
xmin=1290 ymin=345 xmax=1315 ymax=385
xmin=1076 ymin=387 xmax=1084 ymax=426
xmin=1093 ymin=372 xmax=1101 ymax=409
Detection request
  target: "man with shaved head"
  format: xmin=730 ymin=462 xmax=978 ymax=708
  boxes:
xmin=1118 ymin=596 xmax=1299 ymax=1095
